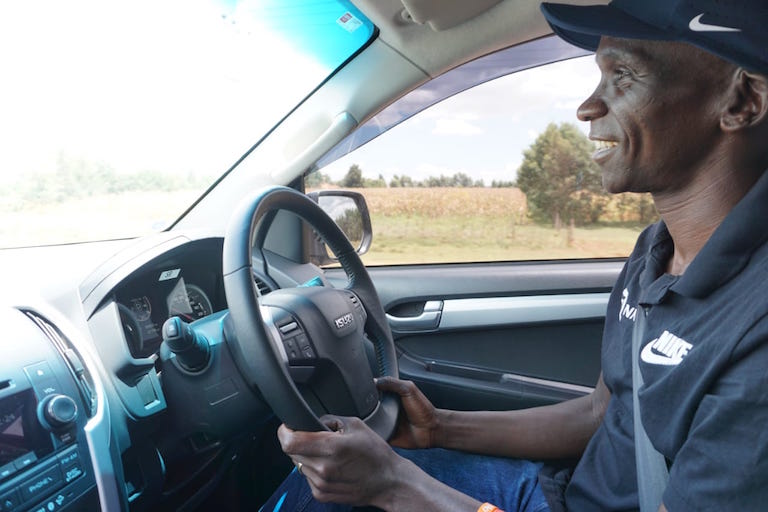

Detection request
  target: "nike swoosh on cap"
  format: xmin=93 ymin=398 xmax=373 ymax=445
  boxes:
xmin=689 ymin=13 xmax=741 ymax=33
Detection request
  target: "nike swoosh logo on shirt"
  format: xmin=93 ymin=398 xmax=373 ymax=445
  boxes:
xmin=689 ymin=13 xmax=741 ymax=32
xmin=640 ymin=331 xmax=693 ymax=366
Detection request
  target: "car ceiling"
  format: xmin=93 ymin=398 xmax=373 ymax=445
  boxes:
xmin=355 ymin=0 xmax=607 ymax=78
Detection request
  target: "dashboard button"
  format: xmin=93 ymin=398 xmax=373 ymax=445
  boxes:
xmin=19 ymin=465 xmax=63 ymax=503
xmin=12 ymin=452 xmax=37 ymax=471
xmin=24 ymin=362 xmax=55 ymax=385
xmin=57 ymin=447 xmax=79 ymax=467
xmin=30 ymin=490 xmax=72 ymax=512
xmin=0 ymin=488 xmax=20 ymax=511
xmin=61 ymin=462 xmax=84 ymax=484
xmin=0 ymin=462 xmax=16 ymax=480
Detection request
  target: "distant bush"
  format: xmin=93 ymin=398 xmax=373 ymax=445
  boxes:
xmin=2 ymin=153 xmax=213 ymax=210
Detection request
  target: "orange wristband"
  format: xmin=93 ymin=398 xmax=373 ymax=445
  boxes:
xmin=478 ymin=504 xmax=504 ymax=512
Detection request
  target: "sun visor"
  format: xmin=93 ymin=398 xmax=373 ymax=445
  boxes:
xmin=400 ymin=0 xmax=503 ymax=31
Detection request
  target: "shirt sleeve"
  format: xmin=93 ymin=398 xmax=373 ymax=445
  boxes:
xmin=663 ymin=323 xmax=768 ymax=511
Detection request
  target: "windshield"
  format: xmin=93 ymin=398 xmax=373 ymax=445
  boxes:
xmin=0 ymin=0 xmax=373 ymax=248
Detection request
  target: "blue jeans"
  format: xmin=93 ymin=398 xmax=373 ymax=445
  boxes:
xmin=260 ymin=447 xmax=550 ymax=512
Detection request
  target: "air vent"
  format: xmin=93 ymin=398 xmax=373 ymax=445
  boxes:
xmin=23 ymin=311 xmax=97 ymax=417
xmin=252 ymin=273 xmax=274 ymax=297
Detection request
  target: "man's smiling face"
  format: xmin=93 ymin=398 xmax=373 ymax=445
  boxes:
xmin=577 ymin=37 xmax=735 ymax=195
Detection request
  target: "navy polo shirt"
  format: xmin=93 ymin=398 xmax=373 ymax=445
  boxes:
xmin=561 ymin=170 xmax=768 ymax=511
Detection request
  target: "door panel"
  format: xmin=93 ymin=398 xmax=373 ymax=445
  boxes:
xmin=329 ymin=260 xmax=622 ymax=411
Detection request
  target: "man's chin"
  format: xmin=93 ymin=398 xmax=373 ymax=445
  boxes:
xmin=601 ymin=164 xmax=646 ymax=194
xmin=601 ymin=172 xmax=630 ymax=195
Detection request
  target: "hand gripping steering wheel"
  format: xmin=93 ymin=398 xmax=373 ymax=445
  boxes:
xmin=222 ymin=186 xmax=398 ymax=438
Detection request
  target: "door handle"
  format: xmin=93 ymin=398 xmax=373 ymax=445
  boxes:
xmin=386 ymin=301 xmax=443 ymax=332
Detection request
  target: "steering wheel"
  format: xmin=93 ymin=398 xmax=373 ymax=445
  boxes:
xmin=222 ymin=186 xmax=399 ymax=439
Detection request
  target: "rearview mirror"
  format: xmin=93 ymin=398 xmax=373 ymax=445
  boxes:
xmin=307 ymin=190 xmax=372 ymax=266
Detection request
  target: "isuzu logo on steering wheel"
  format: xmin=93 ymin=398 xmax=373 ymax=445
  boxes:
xmin=334 ymin=313 xmax=354 ymax=329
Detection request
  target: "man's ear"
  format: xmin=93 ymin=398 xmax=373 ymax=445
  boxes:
xmin=721 ymin=69 xmax=768 ymax=132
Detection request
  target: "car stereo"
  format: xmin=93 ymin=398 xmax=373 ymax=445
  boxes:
xmin=0 ymin=363 xmax=93 ymax=512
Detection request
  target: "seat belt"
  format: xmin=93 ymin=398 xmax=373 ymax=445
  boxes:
xmin=632 ymin=306 xmax=670 ymax=512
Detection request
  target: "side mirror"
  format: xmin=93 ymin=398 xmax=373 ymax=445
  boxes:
xmin=307 ymin=190 xmax=373 ymax=266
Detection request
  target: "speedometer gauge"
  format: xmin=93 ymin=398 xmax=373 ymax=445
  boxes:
xmin=168 ymin=283 xmax=213 ymax=322
xmin=129 ymin=296 xmax=152 ymax=321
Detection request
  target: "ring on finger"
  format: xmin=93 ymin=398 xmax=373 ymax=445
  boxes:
xmin=296 ymin=461 xmax=304 ymax=475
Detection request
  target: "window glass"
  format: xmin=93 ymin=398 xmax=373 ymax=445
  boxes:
xmin=309 ymin=51 xmax=657 ymax=265
xmin=0 ymin=0 xmax=374 ymax=248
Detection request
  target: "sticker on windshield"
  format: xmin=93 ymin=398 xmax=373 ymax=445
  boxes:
xmin=158 ymin=269 xmax=181 ymax=281
xmin=337 ymin=12 xmax=363 ymax=33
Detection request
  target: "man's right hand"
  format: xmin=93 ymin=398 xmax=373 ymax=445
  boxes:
xmin=375 ymin=377 xmax=442 ymax=449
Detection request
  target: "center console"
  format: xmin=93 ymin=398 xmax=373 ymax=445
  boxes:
xmin=0 ymin=309 xmax=99 ymax=512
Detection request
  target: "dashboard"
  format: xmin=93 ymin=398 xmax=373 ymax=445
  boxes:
xmin=0 ymin=204 xmax=338 ymax=512
xmin=0 ymin=231 xmax=297 ymax=512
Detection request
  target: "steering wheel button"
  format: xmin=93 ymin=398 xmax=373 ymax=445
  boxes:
xmin=301 ymin=348 xmax=315 ymax=359
xmin=279 ymin=322 xmax=298 ymax=334
xmin=295 ymin=334 xmax=309 ymax=348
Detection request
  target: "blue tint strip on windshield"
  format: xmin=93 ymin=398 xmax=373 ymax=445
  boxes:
xmin=279 ymin=0 xmax=374 ymax=70
xmin=227 ymin=0 xmax=374 ymax=72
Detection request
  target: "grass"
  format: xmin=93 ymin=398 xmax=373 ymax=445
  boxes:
xmin=362 ymin=213 xmax=644 ymax=265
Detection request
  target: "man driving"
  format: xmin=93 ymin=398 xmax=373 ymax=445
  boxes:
xmin=262 ymin=1 xmax=768 ymax=510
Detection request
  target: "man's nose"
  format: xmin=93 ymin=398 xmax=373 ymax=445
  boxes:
xmin=577 ymin=92 xmax=608 ymax=122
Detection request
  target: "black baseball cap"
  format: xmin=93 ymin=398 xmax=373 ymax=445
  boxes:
xmin=540 ymin=0 xmax=768 ymax=75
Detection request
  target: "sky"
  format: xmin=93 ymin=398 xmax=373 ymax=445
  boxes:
xmin=321 ymin=56 xmax=601 ymax=185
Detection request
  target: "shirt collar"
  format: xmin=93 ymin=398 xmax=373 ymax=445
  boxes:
xmin=638 ymin=222 xmax=675 ymax=305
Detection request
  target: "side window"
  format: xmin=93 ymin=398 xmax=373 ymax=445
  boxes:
xmin=308 ymin=54 xmax=657 ymax=265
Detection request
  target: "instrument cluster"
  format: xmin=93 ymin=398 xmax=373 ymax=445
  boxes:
xmin=114 ymin=265 xmax=222 ymax=359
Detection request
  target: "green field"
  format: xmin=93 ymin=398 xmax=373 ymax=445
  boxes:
xmin=352 ymin=187 xmax=648 ymax=265
xmin=0 ymin=191 xmax=201 ymax=248
xmin=362 ymin=214 xmax=645 ymax=265
xmin=1 ymin=187 xmax=650 ymax=263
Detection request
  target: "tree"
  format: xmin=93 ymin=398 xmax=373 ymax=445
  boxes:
xmin=305 ymin=171 xmax=331 ymax=188
xmin=516 ymin=122 xmax=605 ymax=226
xmin=340 ymin=164 xmax=364 ymax=188
xmin=363 ymin=173 xmax=387 ymax=188
xmin=389 ymin=174 xmax=413 ymax=188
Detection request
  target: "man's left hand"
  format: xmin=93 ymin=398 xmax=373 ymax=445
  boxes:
xmin=277 ymin=415 xmax=409 ymax=507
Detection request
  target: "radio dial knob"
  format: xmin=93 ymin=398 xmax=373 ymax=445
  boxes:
xmin=42 ymin=394 xmax=78 ymax=429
